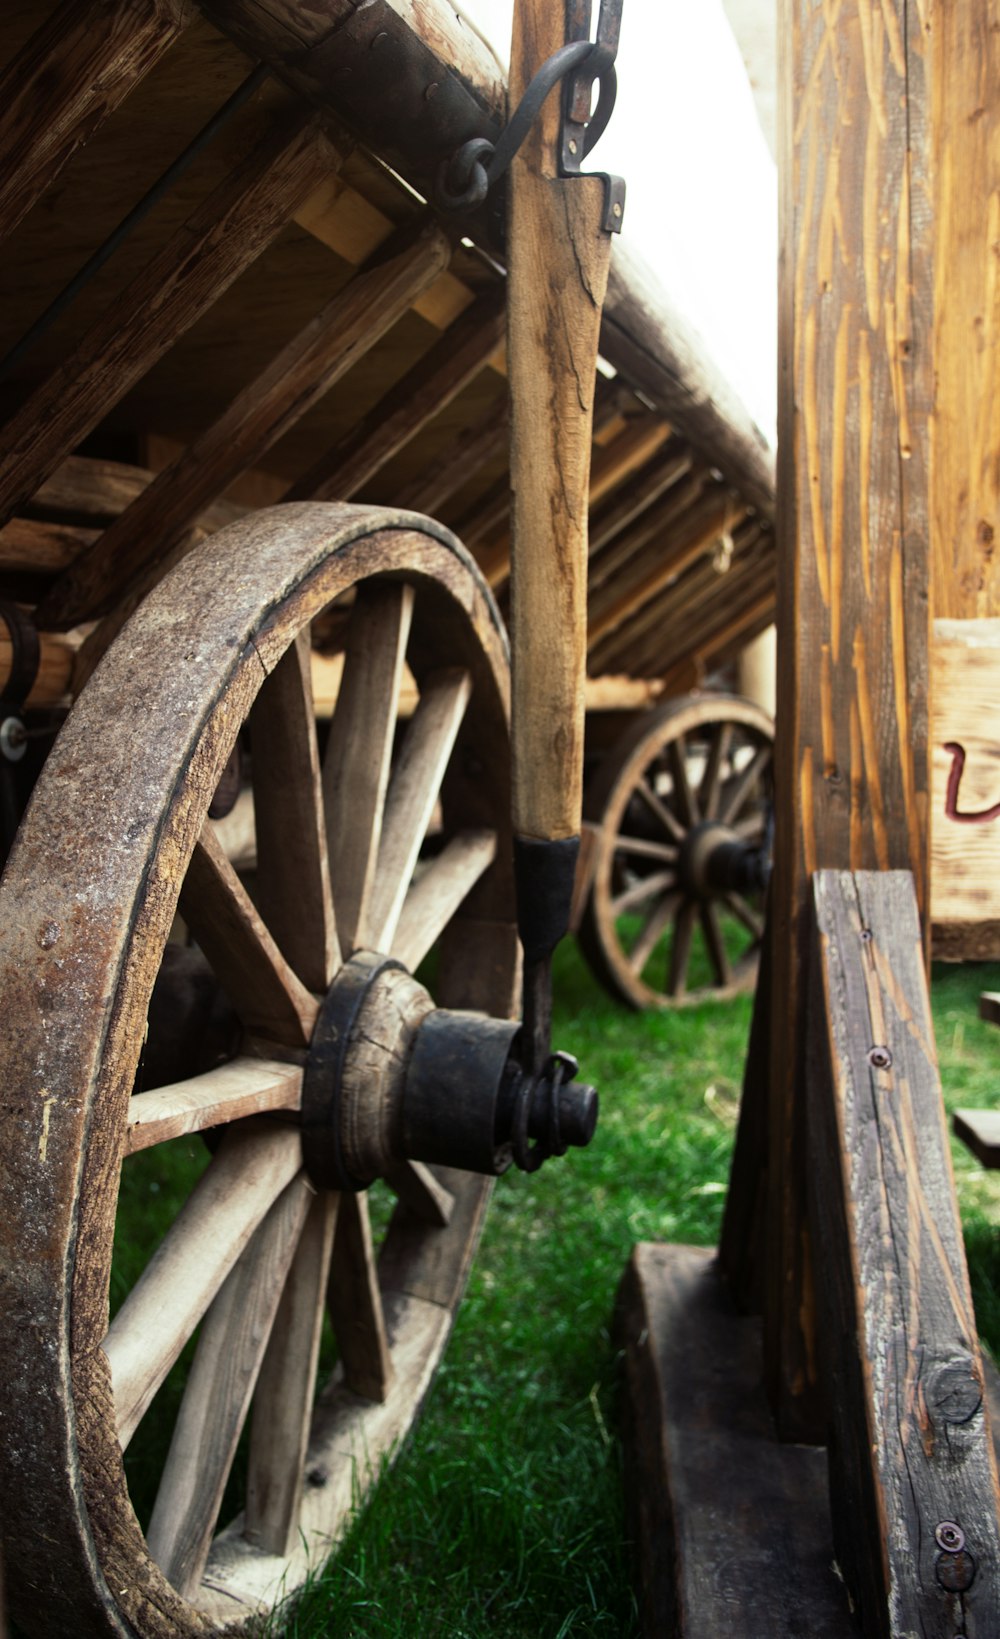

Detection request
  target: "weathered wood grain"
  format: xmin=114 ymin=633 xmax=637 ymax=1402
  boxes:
xmin=0 ymin=0 xmax=192 ymax=246
xmin=43 ymin=220 xmax=450 ymax=626
xmin=507 ymin=0 xmax=611 ymax=842
xmin=327 ymin=1192 xmax=393 ymax=1403
xmin=768 ymin=0 xmax=935 ymax=1437
xmin=930 ymin=618 xmax=1000 ymax=956
xmin=808 ymin=869 xmax=1000 ymax=1636
xmin=2 ymin=113 xmax=343 ymax=552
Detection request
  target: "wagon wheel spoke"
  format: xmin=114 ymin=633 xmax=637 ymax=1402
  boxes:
xmin=636 ymin=775 xmax=685 ymax=844
xmin=327 ymin=1191 xmax=394 ymax=1402
xmin=724 ymin=891 xmax=765 ymax=941
xmin=391 ymin=827 xmax=497 ymax=972
xmin=732 ymin=810 xmax=769 ymax=841
xmin=717 ymin=742 xmax=772 ymax=826
xmin=612 ymin=867 xmax=676 ymax=916
xmin=179 ymin=823 xmax=318 ymax=1047
xmin=363 ymin=667 xmax=472 ymax=952
xmin=628 ymin=891 xmax=681 ymax=975
xmin=245 ymin=1190 xmax=340 ymax=1556
xmin=323 ymin=582 xmax=415 ymax=954
xmin=667 ymin=899 xmax=698 ymax=999
xmin=251 ymin=629 xmax=339 ymax=991
xmin=667 ymin=734 xmax=700 ymax=828
xmin=145 ymin=1173 xmax=313 ymax=1598
xmin=700 ymin=901 xmax=731 ymax=987
xmin=126 ymin=1057 xmax=302 ymax=1154
xmin=699 ymin=722 xmax=733 ymax=819
xmin=104 ymin=1126 xmax=302 ymax=1449
xmin=384 ymin=1159 xmax=455 ymax=1227
xmin=613 ymin=834 xmax=679 ymax=865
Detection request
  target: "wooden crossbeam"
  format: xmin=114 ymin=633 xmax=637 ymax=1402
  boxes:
xmin=588 ymin=445 xmax=692 ymax=558
xmin=40 ymin=219 xmax=450 ymax=627
xmin=0 ymin=0 xmax=192 ymax=246
xmin=587 ymin=469 xmax=707 ymax=596
xmin=808 ymin=869 xmax=1000 ymax=1634
xmin=391 ymin=396 xmax=508 ymax=517
xmin=0 ymin=112 xmax=343 ymax=557
xmin=288 ymin=285 xmax=506 ymax=503
xmin=587 ymin=489 xmax=733 ymax=646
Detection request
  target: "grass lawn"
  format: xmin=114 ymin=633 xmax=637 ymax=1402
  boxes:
xmin=115 ymin=942 xmax=1000 ymax=1637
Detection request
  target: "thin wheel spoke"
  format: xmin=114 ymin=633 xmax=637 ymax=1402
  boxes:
xmin=667 ymin=734 xmax=700 ymax=827
xmin=245 ymin=1190 xmax=339 ymax=1556
xmin=628 ymin=891 xmax=681 ymax=975
xmin=327 ymin=1192 xmax=394 ymax=1402
xmin=732 ymin=810 xmax=769 ymax=842
xmin=724 ymin=892 xmax=765 ymax=941
xmin=180 ymin=823 xmax=318 ymax=1047
xmin=612 ymin=867 xmax=676 ymax=916
xmin=252 ymin=629 xmax=339 ymax=990
xmin=146 ymin=1173 xmax=313 ymax=1597
xmin=391 ymin=828 xmax=496 ymax=972
xmin=636 ymin=775 xmax=686 ymax=844
xmin=384 ymin=1159 xmax=455 ymax=1227
xmin=363 ymin=668 xmax=472 ymax=952
xmin=667 ymin=899 xmax=697 ymax=998
xmin=126 ymin=1057 xmax=301 ymax=1154
xmin=612 ymin=834 xmax=679 ymax=864
xmin=717 ymin=743 xmax=772 ymax=826
xmin=700 ymin=901 xmax=731 ymax=987
xmin=322 ymin=582 xmax=414 ymax=954
xmin=104 ymin=1125 xmax=302 ymax=1449
xmin=699 ymin=722 xmax=733 ymax=819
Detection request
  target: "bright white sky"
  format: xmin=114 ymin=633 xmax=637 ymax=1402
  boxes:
xmin=460 ymin=0 xmax=778 ymax=440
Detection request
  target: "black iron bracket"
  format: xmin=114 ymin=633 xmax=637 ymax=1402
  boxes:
xmin=435 ymin=0 xmax=626 ymax=232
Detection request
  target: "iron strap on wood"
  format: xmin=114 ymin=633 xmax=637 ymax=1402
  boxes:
xmin=435 ymin=0 xmax=625 ymax=232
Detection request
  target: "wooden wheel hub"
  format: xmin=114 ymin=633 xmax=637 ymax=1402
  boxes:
xmin=677 ymin=820 xmax=770 ymax=901
xmin=302 ymin=948 xmax=597 ymax=1191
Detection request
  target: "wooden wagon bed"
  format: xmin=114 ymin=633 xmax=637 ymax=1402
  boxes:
xmin=0 ymin=0 xmax=776 ymax=706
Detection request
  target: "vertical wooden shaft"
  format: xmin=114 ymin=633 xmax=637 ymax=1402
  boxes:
xmin=769 ymin=0 xmax=933 ymax=1436
xmin=507 ymin=0 xmax=612 ymax=845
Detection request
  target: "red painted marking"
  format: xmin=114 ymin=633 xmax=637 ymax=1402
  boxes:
xmin=943 ymin=742 xmax=1000 ymax=824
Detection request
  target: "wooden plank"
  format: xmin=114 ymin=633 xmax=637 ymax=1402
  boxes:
xmin=586 ymin=416 xmax=673 ymax=510
xmin=808 ymin=869 xmax=1000 ymax=1635
xmin=0 ymin=0 xmax=192 ymax=246
xmin=146 ymin=1172 xmax=312 ymax=1597
xmin=44 ymin=220 xmax=450 ymax=626
xmin=289 ymin=286 xmax=506 ymax=503
xmin=931 ymin=3 xmax=1000 ymax=622
xmin=103 ymin=1124 xmax=302 ymax=1448
xmin=588 ymin=445 xmax=692 ymax=558
xmin=125 ymin=1056 xmax=301 ymax=1153
xmin=768 ymin=0 xmax=935 ymax=1438
xmin=179 ymin=823 xmax=319 ymax=1048
xmin=587 ymin=490 xmax=735 ymax=647
xmin=615 ymin=1242 xmax=853 ymax=1639
xmin=390 ymin=397 xmax=508 ymax=517
xmin=931 ymin=619 xmax=1000 ymax=958
xmin=0 ymin=518 xmax=96 ymax=574
xmin=245 ymin=1190 xmax=339 ymax=1556
xmin=251 ymin=631 xmax=339 ymax=993
xmin=3 ymin=113 xmax=342 ymax=557
xmin=953 ymin=1108 xmax=1000 ymax=1170
xmin=327 ymin=1191 xmax=393 ymax=1403
xmin=507 ymin=0 xmax=612 ymax=845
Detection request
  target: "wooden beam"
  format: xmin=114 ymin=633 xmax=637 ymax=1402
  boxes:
xmin=768 ymin=0 xmax=935 ymax=1439
xmin=587 ymin=489 xmax=734 ymax=647
xmin=588 ymin=445 xmax=692 ymax=558
xmin=288 ymin=285 xmax=506 ymax=503
xmin=587 ymin=469 xmax=708 ymax=597
xmin=40 ymin=219 xmax=450 ymax=627
xmin=390 ymin=395 xmax=508 ymax=517
xmin=0 ymin=0 xmax=192 ymax=246
xmin=808 ymin=870 xmax=1000 ymax=1635
xmin=587 ymin=415 xmax=673 ymax=509
xmin=0 ymin=112 xmax=343 ymax=548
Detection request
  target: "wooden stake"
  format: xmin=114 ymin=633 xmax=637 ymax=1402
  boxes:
xmin=507 ymin=0 xmax=613 ymax=844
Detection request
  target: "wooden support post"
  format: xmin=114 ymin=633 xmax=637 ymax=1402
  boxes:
xmin=0 ymin=0 xmax=192 ymax=245
xmin=763 ymin=0 xmax=934 ymax=1437
xmin=808 ymin=870 xmax=1000 ymax=1635
xmin=0 ymin=113 xmax=343 ymax=546
xmin=288 ymin=286 xmax=506 ymax=503
xmin=39 ymin=219 xmax=451 ymax=628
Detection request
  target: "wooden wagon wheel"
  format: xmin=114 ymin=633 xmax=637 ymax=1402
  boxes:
xmin=579 ymin=693 xmax=774 ymax=1009
xmin=0 ymin=503 xmax=516 ymax=1637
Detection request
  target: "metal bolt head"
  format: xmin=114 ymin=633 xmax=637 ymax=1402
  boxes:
xmin=867 ymin=1045 xmax=892 ymax=1070
xmin=935 ymin=1521 xmax=966 ymax=1554
xmin=0 ymin=714 xmax=26 ymax=763
xmin=568 ymin=137 xmax=578 ymax=154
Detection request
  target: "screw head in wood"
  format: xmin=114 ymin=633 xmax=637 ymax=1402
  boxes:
xmin=867 ymin=1045 xmax=892 ymax=1070
xmin=935 ymin=1521 xmax=966 ymax=1554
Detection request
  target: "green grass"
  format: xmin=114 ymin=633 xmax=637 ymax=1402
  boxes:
xmin=114 ymin=945 xmax=1000 ymax=1636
